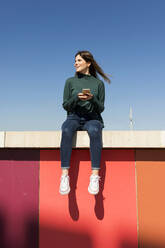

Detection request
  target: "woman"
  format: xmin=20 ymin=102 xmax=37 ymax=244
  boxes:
xmin=60 ymin=50 xmax=110 ymax=195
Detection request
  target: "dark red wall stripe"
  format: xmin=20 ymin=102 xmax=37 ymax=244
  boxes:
xmin=0 ymin=149 xmax=40 ymax=248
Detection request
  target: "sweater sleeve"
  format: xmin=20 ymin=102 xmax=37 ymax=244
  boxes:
xmin=89 ymin=81 xmax=105 ymax=113
xmin=62 ymin=79 xmax=79 ymax=112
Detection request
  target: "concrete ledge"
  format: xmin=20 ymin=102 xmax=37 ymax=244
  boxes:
xmin=103 ymin=131 xmax=165 ymax=148
xmin=0 ymin=132 xmax=5 ymax=147
xmin=3 ymin=130 xmax=165 ymax=148
xmin=5 ymin=131 xmax=61 ymax=148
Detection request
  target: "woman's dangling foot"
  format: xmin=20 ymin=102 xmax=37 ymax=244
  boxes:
xmin=59 ymin=169 xmax=70 ymax=195
xmin=88 ymin=174 xmax=100 ymax=195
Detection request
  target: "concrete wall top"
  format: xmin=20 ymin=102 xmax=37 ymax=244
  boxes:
xmin=3 ymin=130 xmax=165 ymax=148
xmin=0 ymin=132 xmax=5 ymax=148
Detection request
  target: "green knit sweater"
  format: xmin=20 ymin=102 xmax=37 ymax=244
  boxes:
xmin=62 ymin=72 xmax=105 ymax=125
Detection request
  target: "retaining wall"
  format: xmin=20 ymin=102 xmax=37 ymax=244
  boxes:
xmin=0 ymin=131 xmax=165 ymax=248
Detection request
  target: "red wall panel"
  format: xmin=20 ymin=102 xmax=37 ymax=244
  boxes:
xmin=39 ymin=149 xmax=138 ymax=248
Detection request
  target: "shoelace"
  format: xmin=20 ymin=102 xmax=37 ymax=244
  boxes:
xmin=61 ymin=175 xmax=69 ymax=182
xmin=90 ymin=176 xmax=101 ymax=183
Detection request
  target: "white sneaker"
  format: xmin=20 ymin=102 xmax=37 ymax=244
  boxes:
xmin=88 ymin=174 xmax=100 ymax=195
xmin=59 ymin=174 xmax=70 ymax=195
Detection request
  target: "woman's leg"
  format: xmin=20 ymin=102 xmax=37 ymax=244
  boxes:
xmin=60 ymin=118 xmax=80 ymax=171
xmin=60 ymin=117 xmax=80 ymax=195
xmin=83 ymin=120 xmax=103 ymax=171
xmin=83 ymin=120 xmax=103 ymax=194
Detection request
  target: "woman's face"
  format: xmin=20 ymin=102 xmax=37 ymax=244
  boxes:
xmin=74 ymin=54 xmax=91 ymax=74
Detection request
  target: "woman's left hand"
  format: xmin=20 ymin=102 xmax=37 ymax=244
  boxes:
xmin=78 ymin=93 xmax=93 ymax=101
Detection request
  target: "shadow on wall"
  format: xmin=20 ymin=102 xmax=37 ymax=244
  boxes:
xmin=1 ymin=209 xmax=165 ymax=248
xmin=41 ymin=148 xmax=135 ymax=162
xmin=120 ymin=239 xmax=165 ymax=248
xmin=0 ymin=210 xmax=92 ymax=248
xmin=135 ymin=149 xmax=165 ymax=162
xmin=39 ymin=224 xmax=93 ymax=248
xmin=67 ymin=150 xmax=106 ymax=221
xmin=120 ymin=239 xmax=138 ymax=248
xmin=0 ymin=211 xmax=39 ymax=248
xmin=25 ymin=215 xmax=39 ymax=248
xmin=0 ymin=210 xmax=6 ymax=248
xmin=0 ymin=149 xmax=40 ymax=161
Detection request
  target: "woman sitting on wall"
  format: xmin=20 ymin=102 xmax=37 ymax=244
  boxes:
xmin=60 ymin=50 xmax=111 ymax=195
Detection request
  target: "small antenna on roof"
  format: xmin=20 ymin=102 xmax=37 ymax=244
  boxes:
xmin=129 ymin=105 xmax=134 ymax=130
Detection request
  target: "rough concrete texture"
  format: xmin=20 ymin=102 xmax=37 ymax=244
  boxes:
xmin=5 ymin=131 xmax=61 ymax=148
xmin=4 ymin=130 xmax=165 ymax=148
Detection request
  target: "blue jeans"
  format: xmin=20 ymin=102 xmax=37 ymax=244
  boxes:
xmin=60 ymin=113 xmax=103 ymax=170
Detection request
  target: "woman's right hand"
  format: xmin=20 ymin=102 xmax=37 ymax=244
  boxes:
xmin=78 ymin=93 xmax=93 ymax=101
xmin=77 ymin=93 xmax=87 ymax=101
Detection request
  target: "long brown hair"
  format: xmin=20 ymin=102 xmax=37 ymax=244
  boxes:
xmin=74 ymin=50 xmax=111 ymax=84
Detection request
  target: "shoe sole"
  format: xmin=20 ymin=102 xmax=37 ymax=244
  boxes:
xmin=59 ymin=187 xmax=70 ymax=195
xmin=88 ymin=186 xmax=99 ymax=195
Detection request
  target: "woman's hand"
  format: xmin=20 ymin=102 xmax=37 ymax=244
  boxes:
xmin=78 ymin=93 xmax=93 ymax=101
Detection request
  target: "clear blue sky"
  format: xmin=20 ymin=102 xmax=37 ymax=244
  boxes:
xmin=0 ymin=0 xmax=165 ymax=131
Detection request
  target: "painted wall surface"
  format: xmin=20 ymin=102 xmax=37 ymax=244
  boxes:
xmin=136 ymin=149 xmax=165 ymax=248
xmin=39 ymin=149 xmax=138 ymax=248
xmin=0 ymin=148 xmax=165 ymax=248
xmin=0 ymin=149 xmax=39 ymax=248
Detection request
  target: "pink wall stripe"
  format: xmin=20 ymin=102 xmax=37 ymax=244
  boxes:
xmin=0 ymin=149 xmax=39 ymax=248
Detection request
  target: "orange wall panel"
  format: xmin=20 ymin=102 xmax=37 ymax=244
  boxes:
xmin=136 ymin=149 xmax=165 ymax=248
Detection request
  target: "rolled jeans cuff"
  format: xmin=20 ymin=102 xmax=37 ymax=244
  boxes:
xmin=61 ymin=162 xmax=70 ymax=169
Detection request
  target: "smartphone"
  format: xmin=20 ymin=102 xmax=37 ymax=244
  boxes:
xmin=82 ymin=88 xmax=91 ymax=94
